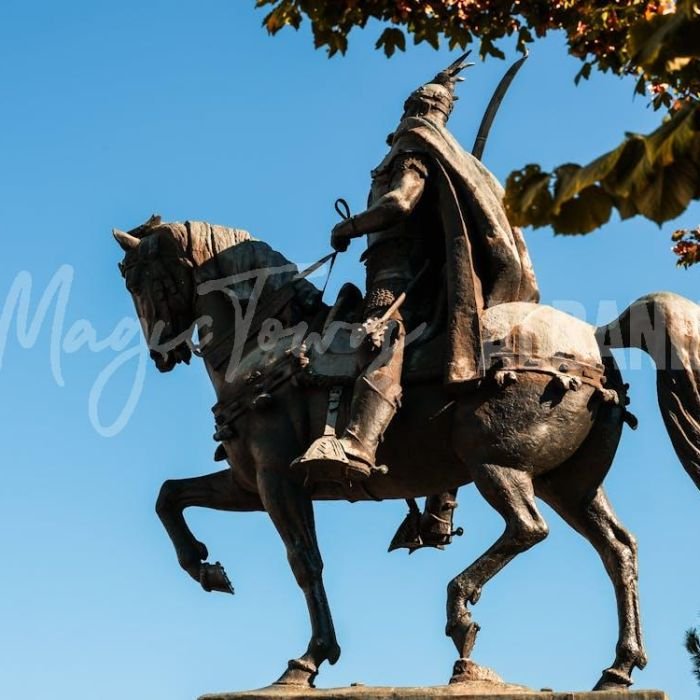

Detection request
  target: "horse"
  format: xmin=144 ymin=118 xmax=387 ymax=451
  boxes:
xmin=113 ymin=217 xmax=700 ymax=692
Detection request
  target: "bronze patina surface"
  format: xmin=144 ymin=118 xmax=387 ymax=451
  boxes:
xmin=114 ymin=58 xmax=698 ymax=694
xmin=199 ymin=686 xmax=668 ymax=700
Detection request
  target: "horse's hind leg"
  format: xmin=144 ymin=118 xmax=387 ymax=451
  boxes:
xmin=536 ymin=481 xmax=647 ymax=690
xmin=446 ymin=464 xmax=548 ymax=682
xmin=156 ymin=469 xmax=263 ymax=592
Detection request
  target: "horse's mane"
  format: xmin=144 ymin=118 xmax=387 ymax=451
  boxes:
xmin=149 ymin=219 xmax=322 ymax=313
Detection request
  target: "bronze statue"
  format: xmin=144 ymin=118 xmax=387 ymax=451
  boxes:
xmin=113 ymin=59 xmax=700 ymax=693
xmin=295 ymin=52 xmax=538 ymax=551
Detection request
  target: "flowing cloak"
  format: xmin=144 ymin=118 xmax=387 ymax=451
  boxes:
xmin=375 ymin=115 xmax=539 ymax=385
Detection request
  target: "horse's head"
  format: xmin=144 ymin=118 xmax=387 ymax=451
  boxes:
xmin=114 ymin=215 xmax=196 ymax=372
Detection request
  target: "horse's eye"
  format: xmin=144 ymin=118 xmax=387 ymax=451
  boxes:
xmin=125 ymin=269 xmax=141 ymax=295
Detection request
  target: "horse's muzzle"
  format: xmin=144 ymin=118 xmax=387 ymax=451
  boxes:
xmin=150 ymin=342 xmax=192 ymax=373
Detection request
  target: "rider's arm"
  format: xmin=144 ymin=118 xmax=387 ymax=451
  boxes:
xmin=332 ymin=156 xmax=428 ymax=247
xmin=352 ymin=162 xmax=427 ymax=236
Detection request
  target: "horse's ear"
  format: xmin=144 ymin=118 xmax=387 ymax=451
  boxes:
xmin=113 ymin=228 xmax=140 ymax=252
xmin=144 ymin=214 xmax=161 ymax=228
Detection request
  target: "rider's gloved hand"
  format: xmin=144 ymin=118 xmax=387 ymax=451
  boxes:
xmin=330 ymin=220 xmax=352 ymax=252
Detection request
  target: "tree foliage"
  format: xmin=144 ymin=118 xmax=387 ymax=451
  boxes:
xmin=504 ymin=101 xmax=700 ymax=233
xmin=503 ymin=1 xmax=700 ymax=241
xmin=256 ymin=0 xmax=700 ymax=264
xmin=673 ymin=225 xmax=700 ymax=267
xmin=686 ymin=627 xmax=700 ymax=685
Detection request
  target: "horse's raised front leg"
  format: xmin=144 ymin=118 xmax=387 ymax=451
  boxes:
xmin=257 ymin=468 xmax=340 ymax=688
xmin=446 ymin=464 xmax=548 ymax=683
xmin=537 ymin=482 xmax=647 ymax=690
xmin=156 ymin=469 xmax=263 ymax=593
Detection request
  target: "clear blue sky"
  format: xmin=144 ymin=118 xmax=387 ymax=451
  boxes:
xmin=0 ymin=1 xmax=698 ymax=698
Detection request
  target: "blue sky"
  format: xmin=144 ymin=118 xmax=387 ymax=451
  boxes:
xmin=0 ymin=1 xmax=698 ymax=698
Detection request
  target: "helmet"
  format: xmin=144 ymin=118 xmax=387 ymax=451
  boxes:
xmin=404 ymin=51 xmax=474 ymax=118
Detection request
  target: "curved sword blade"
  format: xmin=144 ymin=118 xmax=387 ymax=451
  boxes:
xmin=472 ymin=52 xmax=529 ymax=161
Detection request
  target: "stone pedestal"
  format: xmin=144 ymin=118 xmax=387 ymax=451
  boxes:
xmin=199 ymin=685 xmax=667 ymax=700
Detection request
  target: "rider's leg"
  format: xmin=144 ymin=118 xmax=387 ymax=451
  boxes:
xmin=389 ymin=489 xmax=461 ymax=553
xmin=420 ymin=489 xmax=461 ymax=547
xmin=423 ymin=490 xmax=460 ymax=543
xmin=292 ymin=314 xmax=405 ymax=484
xmin=292 ymin=264 xmax=409 ymax=485
xmin=338 ymin=316 xmax=404 ymax=474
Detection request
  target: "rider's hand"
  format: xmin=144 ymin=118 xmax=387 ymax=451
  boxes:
xmin=330 ymin=221 xmax=352 ymax=252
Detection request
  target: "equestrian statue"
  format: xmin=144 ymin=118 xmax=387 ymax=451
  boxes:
xmin=113 ymin=55 xmax=700 ymax=692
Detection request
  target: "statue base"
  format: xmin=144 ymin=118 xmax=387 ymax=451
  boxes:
xmin=199 ymin=684 xmax=667 ymax=700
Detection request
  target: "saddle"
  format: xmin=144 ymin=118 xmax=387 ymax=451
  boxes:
xmin=210 ymin=284 xmax=615 ymax=462
xmin=300 ymin=282 xmax=445 ymax=387
xmin=210 ymin=282 xmax=445 ymax=461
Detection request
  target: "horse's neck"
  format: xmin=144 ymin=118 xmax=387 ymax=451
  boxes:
xmin=194 ymin=279 xmax=314 ymax=397
xmin=187 ymin=236 xmax=324 ymax=394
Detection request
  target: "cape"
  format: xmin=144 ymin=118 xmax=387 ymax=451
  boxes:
xmin=377 ymin=115 xmax=539 ymax=384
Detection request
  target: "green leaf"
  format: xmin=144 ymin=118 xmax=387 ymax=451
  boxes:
xmin=574 ymin=62 xmax=592 ymax=85
xmin=635 ymin=157 xmax=700 ymax=224
xmin=516 ymin=26 xmax=533 ymax=53
xmin=375 ymin=27 xmax=406 ymax=57
xmin=504 ymin=165 xmax=553 ymax=228
xmin=505 ymin=102 xmax=700 ymax=233
xmin=551 ymin=186 xmax=614 ymax=234
xmin=598 ymin=138 xmax=647 ymax=198
xmin=488 ymin=43 xmax=506 ymax=60
xmin=551 ymin=146 xmax=632 ymax=211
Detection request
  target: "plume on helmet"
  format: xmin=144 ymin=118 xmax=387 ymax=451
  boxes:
xmin=403 ymin=51 xmax=474 ymax=119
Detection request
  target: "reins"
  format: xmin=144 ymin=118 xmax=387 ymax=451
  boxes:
xmin=198 ymin=249 xmax=338 ymax=370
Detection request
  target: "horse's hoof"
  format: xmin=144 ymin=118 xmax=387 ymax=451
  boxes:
xmin=593 ymin=680 xmax=631 ymax=692
xmin=274 ymin=658 xmax=317 ymax=687
xmin=592 ymin=667 xmax=633 ymax=691
xmin=199 ymin=562 xmax=234 ymax=594
xmin=449 ymin=658 xmax=503 ymax=685
xmin=445 ymin=613 xmax=480 ymax=659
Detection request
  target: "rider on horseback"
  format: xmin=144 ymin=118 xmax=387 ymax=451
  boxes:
xmin=298 ymin=56 xmax=539 ymax=542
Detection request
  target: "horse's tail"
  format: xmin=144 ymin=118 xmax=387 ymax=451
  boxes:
xmin=596 ymin=292 xmax=700 ymax=490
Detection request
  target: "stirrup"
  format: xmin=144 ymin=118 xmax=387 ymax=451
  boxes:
xmin=291 ymin=435 xmax=383 ymax=487
xmin=388 ymin=505 xmax=423 ymax=553
xmin=389 ymin=503 xmax=464 ymax=554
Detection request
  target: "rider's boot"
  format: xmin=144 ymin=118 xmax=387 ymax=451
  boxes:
xmin=336 ymin=368 xmax=401 ymax=477
xmin=389 ymin=490 xmax=462 ymax=553
xmin=421 ymin=490 xmax=461 ymax=548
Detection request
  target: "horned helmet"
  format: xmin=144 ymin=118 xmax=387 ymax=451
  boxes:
xmin=403 ymin=51 xmax=474 ymax=120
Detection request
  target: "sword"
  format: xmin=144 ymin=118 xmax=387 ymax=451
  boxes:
xmin=362 ymin=260 xmax=431 ymax=347
xmin=472 ymin=52 xmax=529 ymax=161
xmin=374 ymin=259 xmax=430 ymax=325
